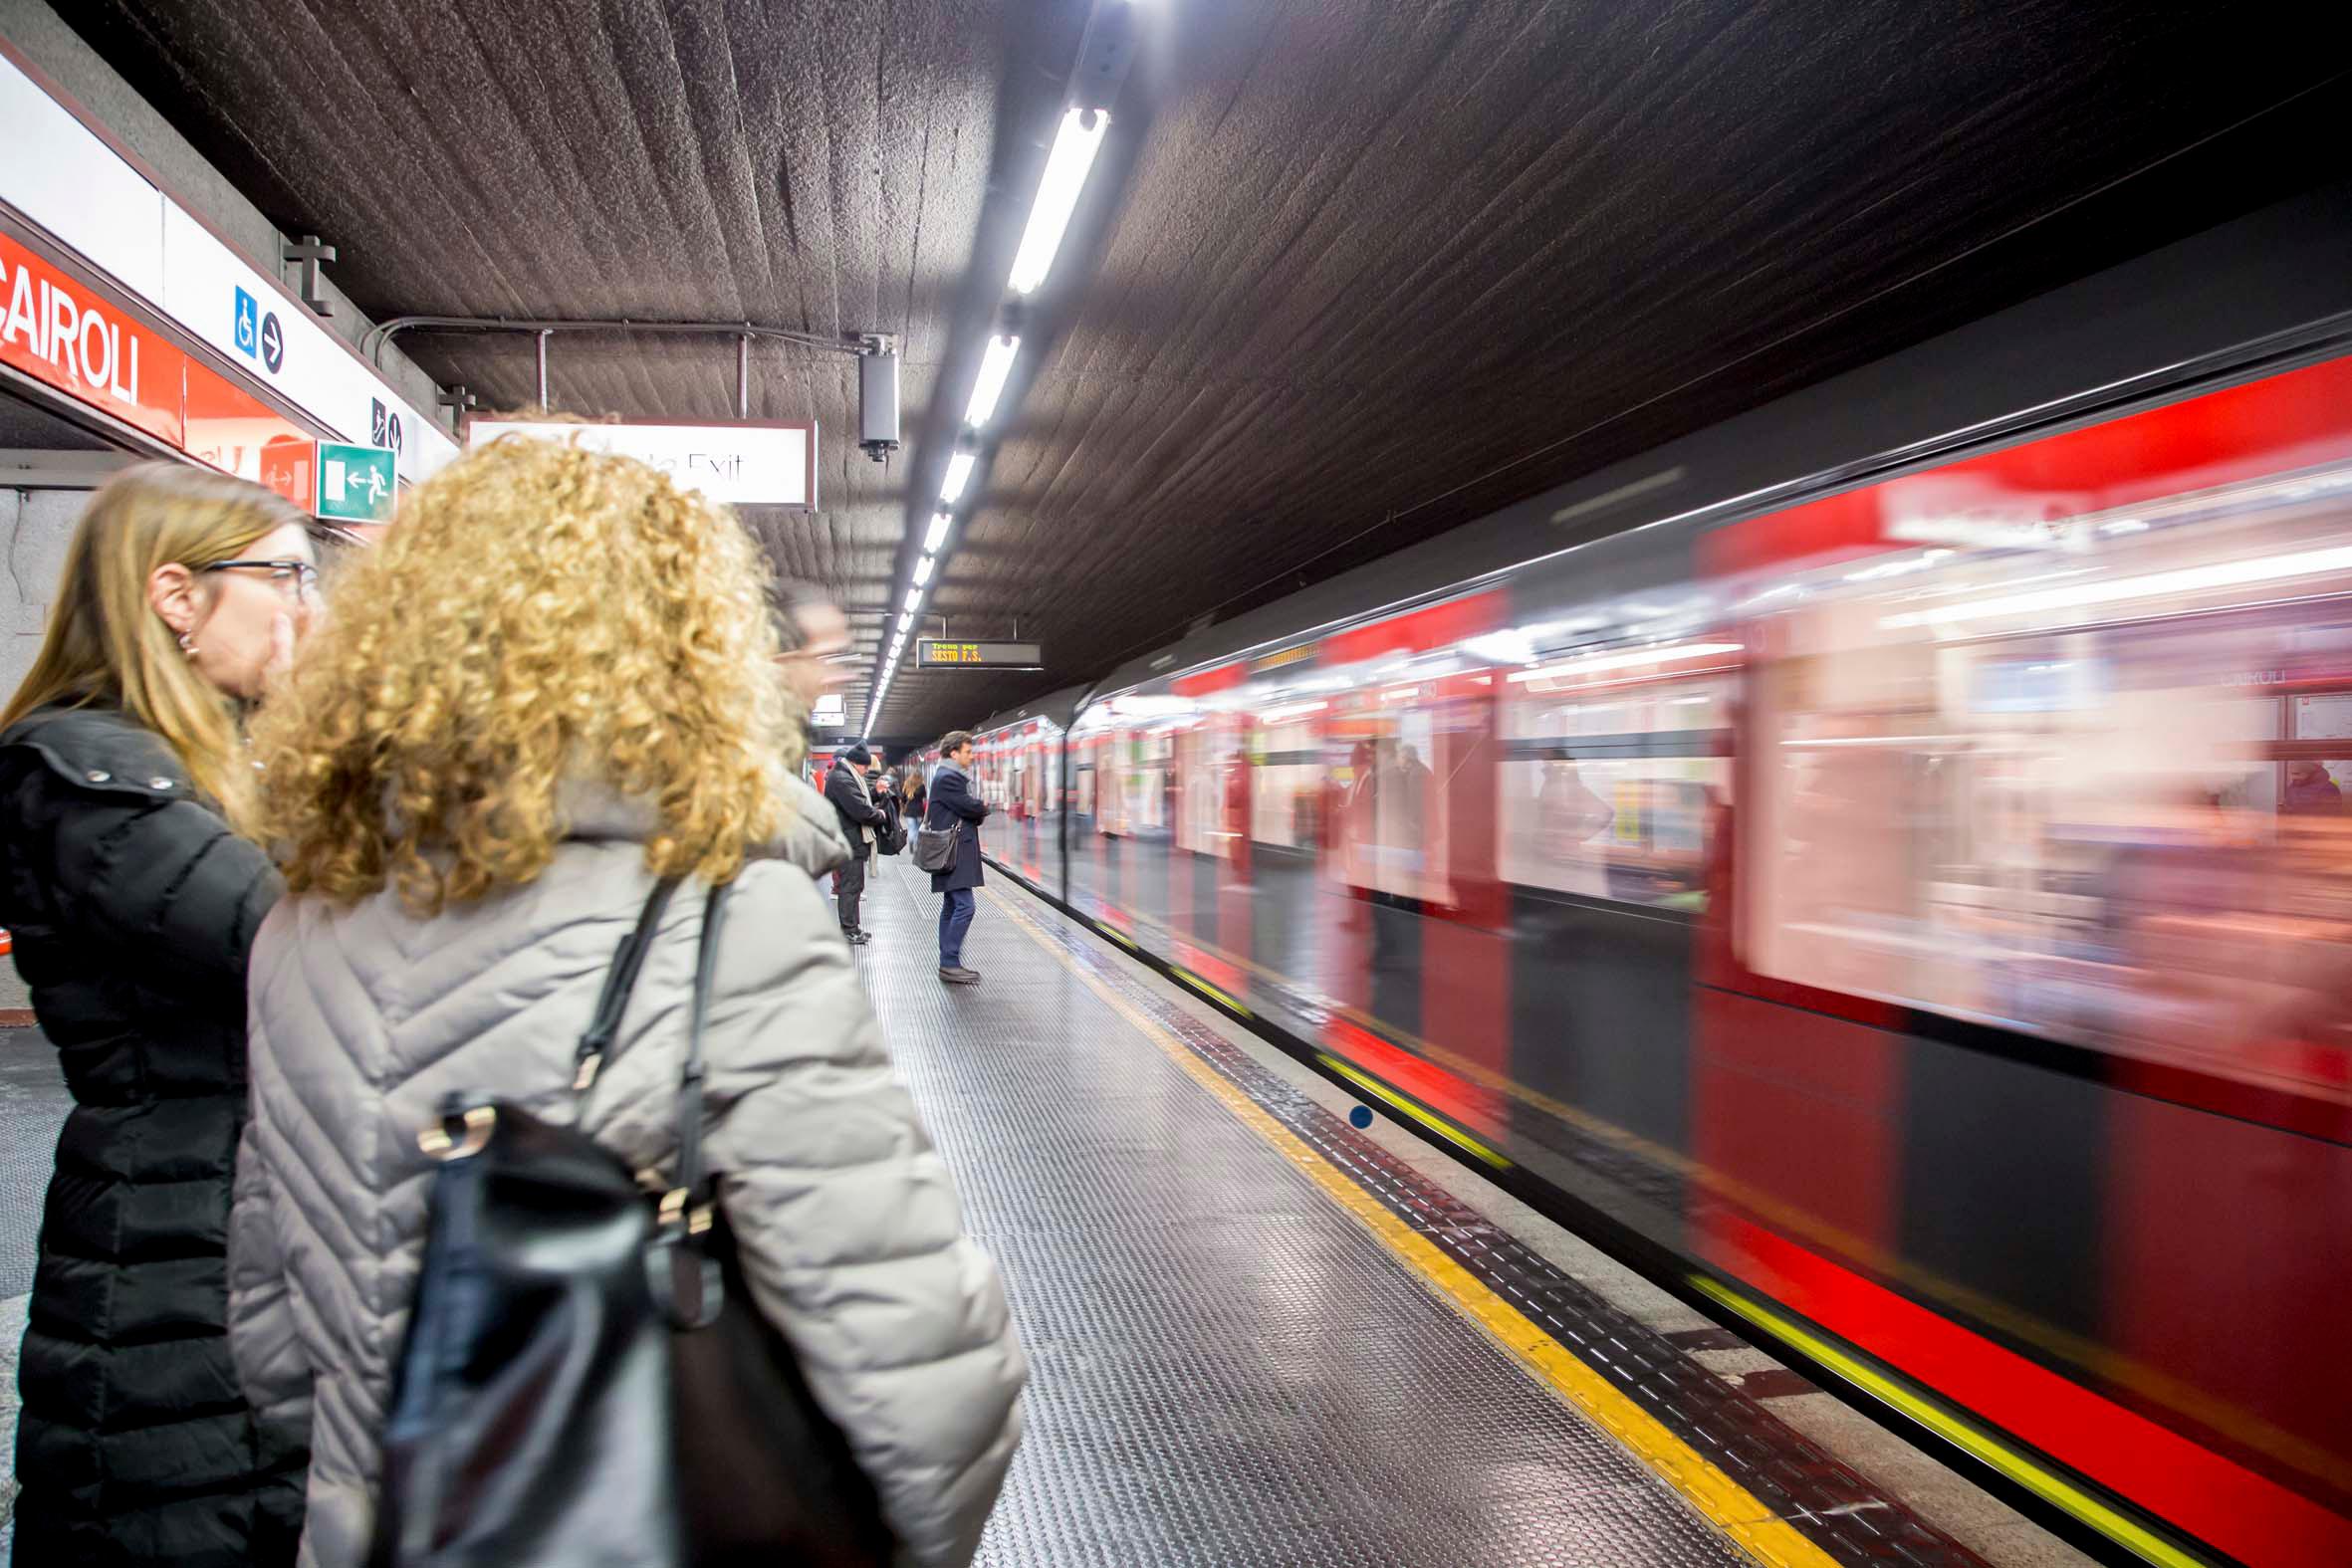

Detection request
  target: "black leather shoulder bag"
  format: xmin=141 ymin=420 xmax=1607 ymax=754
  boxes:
xmin=369 ymin=876 xmax=894 ymax=1568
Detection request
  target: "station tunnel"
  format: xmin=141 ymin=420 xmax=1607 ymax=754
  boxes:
xmin=1 ymin=2 xmax=2350 ymax=1565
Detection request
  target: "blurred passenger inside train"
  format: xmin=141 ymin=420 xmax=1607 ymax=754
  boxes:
xmin=1536 ymin=748 xmax=1614 ymax=856
xmin=1334 ymin=737 xmax=1376 ymax=863
xmin=1391 ymin=743 xmax=1432 ymax=853
xmin=228 ymin=436 xmax=1026 ymax=1567
xmin=2284 ymin=759 xmax=2343 ymax=813
xmin=0 ymin=464 xmax=315 ymax=1565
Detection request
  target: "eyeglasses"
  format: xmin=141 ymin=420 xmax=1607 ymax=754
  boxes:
xmin=203 ymin=559 xmax=320 ymax=602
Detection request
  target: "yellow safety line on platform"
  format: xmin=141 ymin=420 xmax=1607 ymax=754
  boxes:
xmin=984 ymin=889 xmax=1841 ymax=1568
xmin=1313 ymin=1052 xmax=1513 ymax=1170
xmin=1171 ymin=966 xmax=1252 ymax=1015
xmin=1692 ymin=1278 xmax=2210 ymax=1568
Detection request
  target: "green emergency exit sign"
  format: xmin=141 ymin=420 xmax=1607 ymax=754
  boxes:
xmin=316 ymin=442 xmax=396 ymax=523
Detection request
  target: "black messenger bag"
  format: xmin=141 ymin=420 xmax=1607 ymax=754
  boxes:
xmin=911 ymin=815 xmax=960 ymax=874
xmin=369 ymin=877 xmax=892 ymax=1568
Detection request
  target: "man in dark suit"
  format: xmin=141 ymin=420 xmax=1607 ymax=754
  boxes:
xmin=926 ymin=730 xmax=991 ymax=984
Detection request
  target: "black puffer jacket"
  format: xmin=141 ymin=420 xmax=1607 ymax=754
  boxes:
xmin=0 ymin=704 xmax=305 ymax=1565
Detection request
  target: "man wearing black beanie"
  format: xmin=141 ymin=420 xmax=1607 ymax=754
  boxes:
xmin=823 ymin=743 xmax=891 ymax=943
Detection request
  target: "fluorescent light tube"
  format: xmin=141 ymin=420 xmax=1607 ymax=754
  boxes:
xmin=925 ymin=513 xmax=952 ymax=552
xmin=903 ymin=587 xmax=922 ymax=613
xmin=941 ymin=452 xmax=977 ymax=504
xmin=898 ymin=611 xmax=914 ymax=633
xmin=1008 ymin=108 xmax=1109 ymax=295
xmin=913 ymin=555 xmax=935 ymax=586
xmin=965 ymin=336 xmax=1021 ymax=427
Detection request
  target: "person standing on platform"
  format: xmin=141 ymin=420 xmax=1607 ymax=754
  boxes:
xmin=228 ymin=436 xmax=1025 ymax=1568
xmin=928 ymin=731 xmax=990 ymax=985
xmin=870 ymin=757 xmax=904 ymax=855
xmin=824 ymin=743 xmax=890 ymax=943
xmin=768 ymin=577 xmax=851 ymax=760
xmin=0 ymin=465 xmax=315 ymax=1566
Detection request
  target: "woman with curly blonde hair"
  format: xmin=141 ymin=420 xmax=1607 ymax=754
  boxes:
xmin=226 ymin=435 xmax=1026 ymax=1568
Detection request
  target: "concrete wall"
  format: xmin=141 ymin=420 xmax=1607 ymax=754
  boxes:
xmin=0 ymin=486 xmax=84 ymax=1013
xmin=0 ymin=487 xmax=81 ymax=706
xmin=0 ymin=0 xmax=447 ymax=423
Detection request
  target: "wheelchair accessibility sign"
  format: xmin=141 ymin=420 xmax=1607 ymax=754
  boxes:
xmin=232 ymin=286 xmax=284 ymax=373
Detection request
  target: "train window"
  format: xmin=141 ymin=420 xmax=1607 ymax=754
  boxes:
xmin=1498 ymin=671 xmax=1731 ymax=910
xmin=1120 ymin=730 xmax=1174 ymax=838
xmin=1327 ymin=688 xmax=1465 ymax=907
xmin=1743 ymin=460 xmax=2352 ymax=1090
xmin=1248 ymin=706 xmax=1324 ymax=852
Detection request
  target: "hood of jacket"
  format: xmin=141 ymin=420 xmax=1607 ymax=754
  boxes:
xmin=558 ymin=767 xmax=848 ymax=877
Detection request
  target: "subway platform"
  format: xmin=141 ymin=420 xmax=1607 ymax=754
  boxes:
xmin=854 ymin=855 xmax=2089 ymax=1568
xmin=0 ymin=869 xmax=2090 ymax=1567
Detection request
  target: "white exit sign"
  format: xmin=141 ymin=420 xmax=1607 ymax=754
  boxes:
xmin=467 ymin=417 xmax=817 ymax=509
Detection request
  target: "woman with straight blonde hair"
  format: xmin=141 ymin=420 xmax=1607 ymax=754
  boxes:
xmin=0 ymin=462 xmax=317 ymax=1564
xmin=227 ymin=434 xmax=1025 ymax=1568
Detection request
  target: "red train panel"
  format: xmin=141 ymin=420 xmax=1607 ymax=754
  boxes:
xmin=975 ymin=345 xmax=2352 ymax=1565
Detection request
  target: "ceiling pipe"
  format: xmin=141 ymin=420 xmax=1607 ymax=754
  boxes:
xmin=359 ymin=315 xmax=863 ymax=371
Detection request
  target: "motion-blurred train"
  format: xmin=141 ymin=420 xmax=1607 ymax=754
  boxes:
xmin=956 ymin=192 xmax=2352 ymax=1567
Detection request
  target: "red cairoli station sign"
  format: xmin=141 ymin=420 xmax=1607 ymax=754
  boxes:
xmin=0 ymin=219 xmax=320 ymax=484
xmin=0 ymin=228 xmax=186 ymax=445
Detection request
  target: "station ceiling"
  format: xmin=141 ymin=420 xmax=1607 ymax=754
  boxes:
xmin=55 ymin=0 xmax=2352 ymax=741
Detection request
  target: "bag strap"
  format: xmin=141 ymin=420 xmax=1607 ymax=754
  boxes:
xmin=653 ymin=880 xmax=733 ymax=1330
xmin=671 ymin=877 xmax=732 ymax=1207
xmin=571 ymin=875 xmax=685 ymax=1092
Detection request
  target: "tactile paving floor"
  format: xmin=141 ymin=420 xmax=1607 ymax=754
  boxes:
xmin=863 ymin=857 xmax=1762 ymax=1567
xmin=977 ymin=872 xmax=1988 ymax=1568
xmin=0 ymin=1024 xmax=73 ymax=1554
xmin=0 ymin=1030 xmax=71 ymax=1299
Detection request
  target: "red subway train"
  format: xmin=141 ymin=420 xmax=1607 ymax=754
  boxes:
xmin=961 ymin=197 xmax=2352 ymax=1567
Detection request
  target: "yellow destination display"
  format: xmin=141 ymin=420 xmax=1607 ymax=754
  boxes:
xmin=916 ymin=639 xmax=1045 ymax=669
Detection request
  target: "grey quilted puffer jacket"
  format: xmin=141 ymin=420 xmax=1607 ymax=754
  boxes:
xmin=227 ymin=776 xmax=1027 ymax=1568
